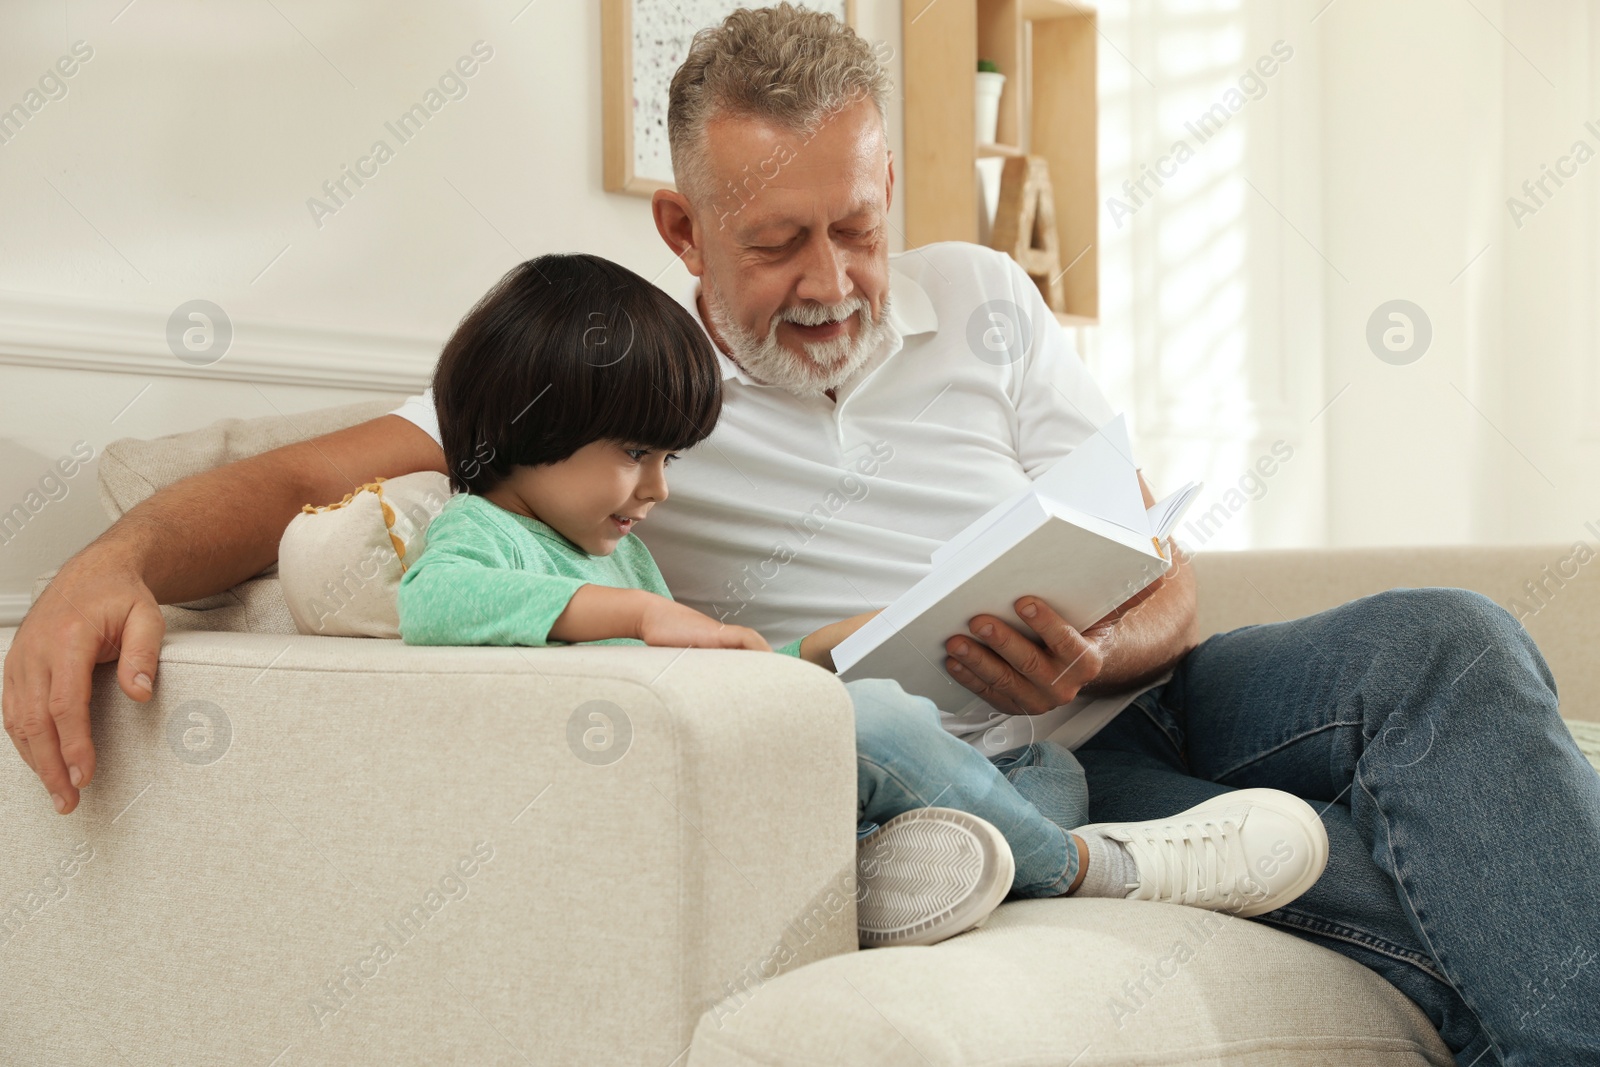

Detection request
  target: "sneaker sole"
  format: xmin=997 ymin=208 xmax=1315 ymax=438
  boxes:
xmin=856 ymin=807 xmax=1016 ymax=948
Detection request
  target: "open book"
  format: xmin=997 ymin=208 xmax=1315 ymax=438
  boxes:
xmin=831 ymin=415 xmax=1202 ymax=708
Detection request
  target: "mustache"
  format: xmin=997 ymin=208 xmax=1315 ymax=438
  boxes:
xmin=775 ymin=296 xmax=871 ymax=328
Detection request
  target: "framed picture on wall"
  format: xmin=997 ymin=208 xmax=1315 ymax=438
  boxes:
xmin=601 ymin=0 xmax=856 ymax=197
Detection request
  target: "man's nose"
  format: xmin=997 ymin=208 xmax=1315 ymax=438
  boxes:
xmin=795 ymin=236 xmax=849 ymax=306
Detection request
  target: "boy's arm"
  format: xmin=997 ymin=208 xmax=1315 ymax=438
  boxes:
xmin=398 ymin=512 xmax=768 ymax=651
xmin=793 ymin=610 xmax=883 ymax=671
xmin=396 ymin=530 xmax=594 ymax=647
xmin=550 ymin=586 xmax=768 ymax=650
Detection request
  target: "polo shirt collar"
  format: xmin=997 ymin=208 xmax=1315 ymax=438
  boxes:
xmin=680 ymin=264 xmax=939 ymax=385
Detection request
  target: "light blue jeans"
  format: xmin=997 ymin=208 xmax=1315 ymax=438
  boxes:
xmin=850 ymin=676 xmax=1089 ymax=897
xmin=1076 ymin=588 xmax=1600 ymax=1066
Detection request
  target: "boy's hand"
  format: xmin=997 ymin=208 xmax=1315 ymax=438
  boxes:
xmin=798 ymin=609 xmax=883 ymax=671
xmin=637 ymin=598 xmax=770 ymax=651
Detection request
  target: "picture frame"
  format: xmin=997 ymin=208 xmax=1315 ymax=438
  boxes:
xmin=601 ymin=0 xmax=856 ymax=197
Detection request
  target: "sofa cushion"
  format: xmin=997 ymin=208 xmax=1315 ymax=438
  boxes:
xmin=95 ymin=395 xmax=410 ymax=521
xmin=70 ymin=394 xmax=411 ymax=635
xmin=1568 ymin=719 xmax=1600 ymax=771
xmin=687 ymin=897 xmax=1454 ymax=1067
xmin=278 ymin=470 xmax=452 ymax=637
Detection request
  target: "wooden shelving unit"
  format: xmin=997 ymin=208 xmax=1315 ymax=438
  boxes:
xmin=902 ymin=0 xmax=1099 ymax=325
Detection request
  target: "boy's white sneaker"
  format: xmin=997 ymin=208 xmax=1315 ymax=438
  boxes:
xmin=1078 ymin=788 xmax=1330 ymax=918
xmin=856 ymin=807 xmax=1016 ymax=948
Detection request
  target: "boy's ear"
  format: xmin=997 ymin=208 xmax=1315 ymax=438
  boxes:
xmin=652 ymin=189 xmax=705 ymax=276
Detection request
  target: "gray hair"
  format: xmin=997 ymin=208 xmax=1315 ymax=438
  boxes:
xmin=667 ymin=3 xmax=892 ymax=205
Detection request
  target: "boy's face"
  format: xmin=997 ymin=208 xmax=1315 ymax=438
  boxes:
xmin=483 ymin=440 xmax=675 ymax=556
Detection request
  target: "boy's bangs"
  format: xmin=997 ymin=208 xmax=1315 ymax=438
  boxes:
xmin=584 ymin=335 xmax=721 ymax=453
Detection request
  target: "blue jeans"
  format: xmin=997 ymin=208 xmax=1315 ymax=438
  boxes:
xmin=1076 ymin=587 xmax=1600 ymax=1067
xmin=850 ymin=677 xmax=1089 ymax=897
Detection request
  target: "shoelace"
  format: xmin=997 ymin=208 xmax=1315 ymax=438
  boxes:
xmin=1116 ymin=817 xmax=1254 ymax=908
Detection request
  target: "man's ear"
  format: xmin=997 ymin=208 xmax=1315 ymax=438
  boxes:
xmin=652 ymin=189 xmax=705 ymax=277
xmin=885 ymin=149 xmax=895 ymax=214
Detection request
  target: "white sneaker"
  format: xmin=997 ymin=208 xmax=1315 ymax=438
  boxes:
xmin=1079 ymin=788 xmax=1330 ymax=918
xmin=855 ymin=807 xmax=1016 ymax=948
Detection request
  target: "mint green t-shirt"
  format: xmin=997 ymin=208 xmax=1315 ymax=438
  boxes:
xmin=397 ymin=493 xmax=803 ymax=657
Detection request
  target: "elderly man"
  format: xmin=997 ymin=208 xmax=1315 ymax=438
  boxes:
xmin=6 ymin=5 xmax=1598 ymax=1063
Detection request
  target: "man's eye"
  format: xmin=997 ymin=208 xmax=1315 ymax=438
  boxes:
xmin=664 ymin=453 xmax=681 ymax=466
xmin=625 ymin=448 xmax=648 ymax=461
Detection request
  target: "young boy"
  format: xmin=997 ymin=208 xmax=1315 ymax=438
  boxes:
xmin=397 ymin=253 xmax=1330 ymax=947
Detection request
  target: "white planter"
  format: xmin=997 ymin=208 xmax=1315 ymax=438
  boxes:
xmin=975 ymin=71 xmax=1006 ymax=145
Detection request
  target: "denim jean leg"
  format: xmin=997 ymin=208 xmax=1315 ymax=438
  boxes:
xmin=991 ymin=740 xmax=1090 ymax=832
xmin=849 ymin=678 xmax=1077 ymax=896
xmin=1078 ymin=682 xmax=1493 ymax=1064
xmin=1156 ymin=587 xmax=1600 ymax=1066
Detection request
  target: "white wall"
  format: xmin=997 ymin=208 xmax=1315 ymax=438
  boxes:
xmin=1496 ymin=0 xmax=1600 ymax=547
xmin=1319 ymin=0 xmax=1507 ymax=547
xmin=0 ymin=0 xmax=904 ymax=617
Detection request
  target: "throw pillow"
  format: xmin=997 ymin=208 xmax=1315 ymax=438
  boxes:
xmin=278 ymin=470 xmax=452 ymax=638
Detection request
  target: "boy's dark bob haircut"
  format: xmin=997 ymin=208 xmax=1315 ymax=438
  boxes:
xmin=433 ymin=253 xmax=722 ymax=495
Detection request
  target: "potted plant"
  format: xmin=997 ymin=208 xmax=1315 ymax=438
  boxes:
xmin=976 ymin=58 xmax=1005 ymax=145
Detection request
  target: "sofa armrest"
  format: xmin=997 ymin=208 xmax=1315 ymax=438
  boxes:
xmin=0 ymin=629 xmax=858 ymax=1065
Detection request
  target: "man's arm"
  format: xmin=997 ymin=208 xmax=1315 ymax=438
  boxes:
xmin=941 ymin=470 xmax=1201 ymax=717
xmin=2 ymin=413 xmax=446 ymax=814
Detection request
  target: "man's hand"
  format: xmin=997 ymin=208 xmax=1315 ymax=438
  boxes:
xmin=3 ymin=550 xmax=165 ymax=815
xmin=944 ymin=540 xmax=1199 ymax=716
xmin=943 ymin=597 xmax=1109 ymax=716
xmin=637 ymin=597 xmax=771 ymax=651
xmin=4 ymin=411 xmax=452 ymax=817
xmin=944 ymin=471 xmax=1200 ymax=717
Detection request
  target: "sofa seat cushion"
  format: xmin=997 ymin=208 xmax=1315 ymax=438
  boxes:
xmin=1567 ymin=719 xmax=1600 ymax=771
xmin=688 ymin=897 xmax=1454 ymax=1067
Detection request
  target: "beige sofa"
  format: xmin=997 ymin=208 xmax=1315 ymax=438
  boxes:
xmin=4 ymin=397 xmax=1598 ymax=1066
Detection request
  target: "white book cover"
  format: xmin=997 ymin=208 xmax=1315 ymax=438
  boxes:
xmin=831 ymin=415 xmax=1202 ymax=709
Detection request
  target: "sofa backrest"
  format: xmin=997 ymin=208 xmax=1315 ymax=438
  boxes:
xmin=71 ymin=397 xmax=1600 ymax=721
xmin=1193 ymin=544 xmax=1600 ymax=723
xmin=96 ymin=395 xmax=410 ymax=521
xmin=37 ymin=395 xmax=414 ymax=635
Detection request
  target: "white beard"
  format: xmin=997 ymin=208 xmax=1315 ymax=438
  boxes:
xmin=704 ymin=285 xmax=894 ymax=398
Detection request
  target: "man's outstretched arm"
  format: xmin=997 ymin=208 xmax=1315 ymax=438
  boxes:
xmin=2 ymin=413 xmax=446 ymax=815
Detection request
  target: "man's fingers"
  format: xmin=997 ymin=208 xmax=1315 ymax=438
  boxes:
xmin=117 ymin=598 xmax=164 ymax=703
xmin=1012 ymin=598 xmax=1095 ymax=666
xmin=943 ymin=652 xmax=1023 ymax=716
xmin=2 ymin=663 xmax=40 ymax=775
xmin=21 ymin=667 xmax=77 ymax=813
xmin=944 ymin=636 xmax=1031 ymax=713
xmin=967 ymin=615 xmax=1055 ymax=686
xmin=47 ymin=655 xmax=96 ymax=793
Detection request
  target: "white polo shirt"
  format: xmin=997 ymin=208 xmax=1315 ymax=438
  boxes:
xmin=389 ymin=241 xmax=1171 ymax=754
